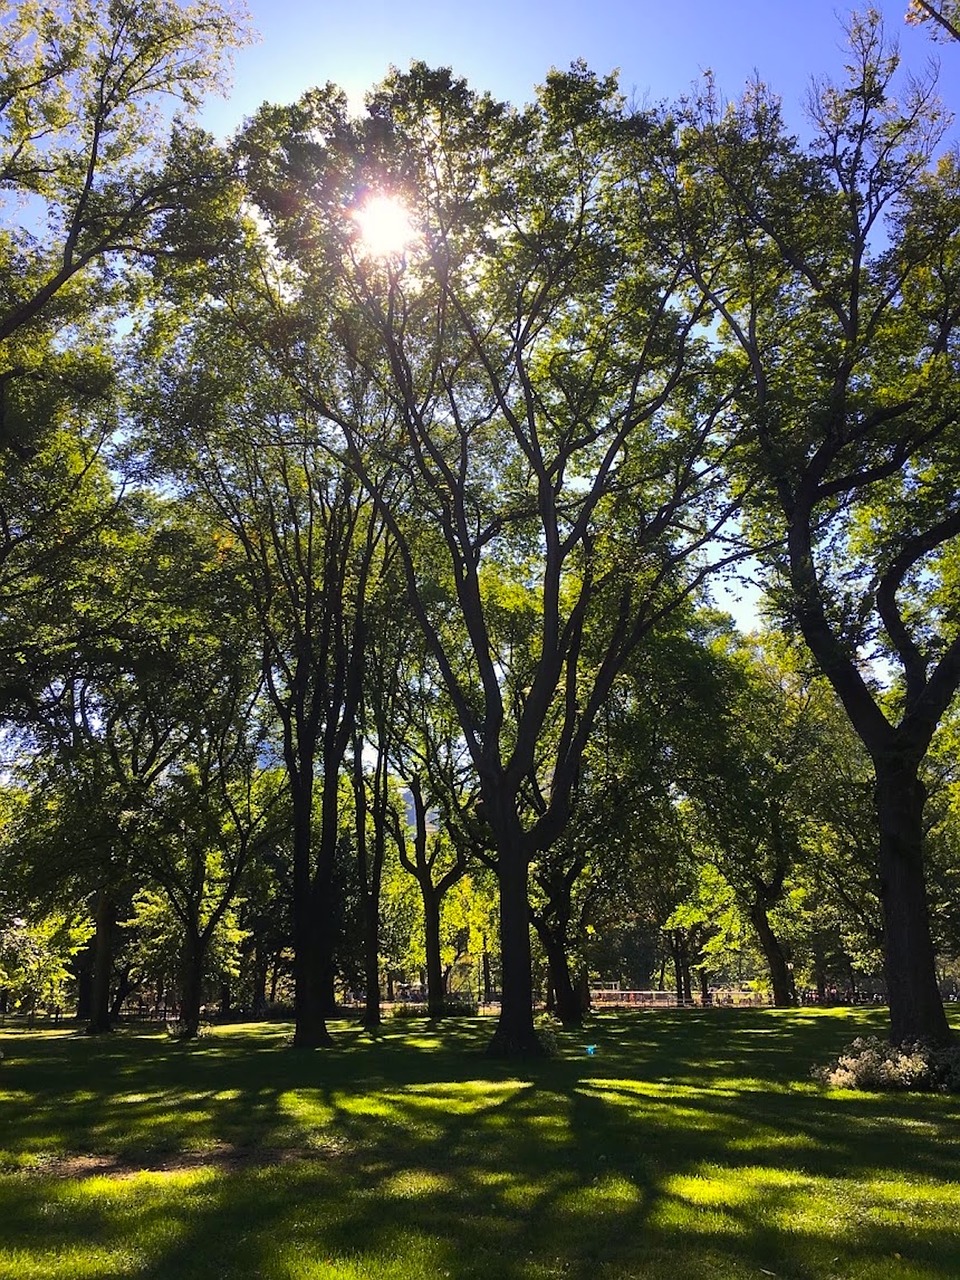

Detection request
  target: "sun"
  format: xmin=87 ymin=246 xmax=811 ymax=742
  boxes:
xmin=351 ymin=193 xmax=418 ymax=258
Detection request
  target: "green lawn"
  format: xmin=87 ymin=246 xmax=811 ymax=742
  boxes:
xmin=1 ymin=1007 xmax=958 ymax=1279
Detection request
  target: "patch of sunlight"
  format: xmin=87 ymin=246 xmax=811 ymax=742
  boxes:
xmin=0 ymin=1246 xmax=143 ymax=1279
xmin=73 ymin=1166 xmax=219 ymax=1194
xmin=332 ymin=1092 xmax=409 ymax=1122
xmin=278 ymin=1090 xmax=338 ymax=1129
xmin=382 ymin=1168 xmax=455 ymax=1198
xmin=658 ymin=1163 xmax=875 ymax=1241
xmin=576 ymin=1083 xmax=735 ymax=1133
xmin=727 ymin=1129 xmax=824 ymax=1153
xmin=555 ymin=1173 xmax=643 ymax=1213
xmin=650 ymin=1195 xmax=747 ymax=1236
xmin=864 ymin=1178 xmax=960 ymax=1206
xmin=0 ymin=1150 xmax=36 ymax=1169
xmin=403 ymin=1079 xmax=530 ymax=1106
xmin=580 ymin=1077 xmax=741 ymax=1100
xmin=663 ymin=1171 xmax=761 ymax=1209
xmin=398 ymin=1036 xmax=444 ymax=1051
xmin=280 ymin=1231 xmax=446 ymax=1280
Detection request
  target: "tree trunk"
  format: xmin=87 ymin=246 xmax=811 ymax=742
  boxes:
xmin=668 ymin=931 xmax=685 ymax=1006
xmin=482 ymin=946 xmax=493 ymax=1004
xmin=577 ymin=966 xmax=591 ymax=1014
xmin=252 ymin=943 xmax=268 ymax=1017
xmin=748 ymin=903 xmax=795 ymax=1007
xmin=74 ymin=942 xmax=94 ymax=1022
xmin=291 ymin=770 xmax=333 ymax=1048
xmin=681 ymin=949 xmax=693 ymax=1005
xmin=294 ymin=923 xmax=334 ymax=1047
xmin=110 ymin=965 xmax=133 ymax=1021
xmin=362 ymin=894 xmax=381 ymax=1028
xmin=875 ymin=764 xmax=951 ymax=1045
xmin=538 ymin=924 xmax=582 ymax=1028
xmin=422 ymin=884 xmax=445 ymax=1017
xmin=486 ymin=837 xmax=543 ymax=1056
xmin=86 ymin=890 xmax=115 ymax=1035
xmin=179 ymin=930 xmax=205 ymax=1040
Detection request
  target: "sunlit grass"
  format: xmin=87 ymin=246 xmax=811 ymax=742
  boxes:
xmin=1 ymin=1008 xmax=959 ymax=1278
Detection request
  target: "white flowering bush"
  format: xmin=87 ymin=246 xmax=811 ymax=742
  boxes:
xmin=816 ymin=1036 xmax=960 ymax=1093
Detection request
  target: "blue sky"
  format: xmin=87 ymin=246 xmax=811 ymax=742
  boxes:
xmin=204 ymin=0 xmax=959 ymax=138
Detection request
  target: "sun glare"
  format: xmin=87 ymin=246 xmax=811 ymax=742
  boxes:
xmin=352 ymin=193 xmax=418 ymax=258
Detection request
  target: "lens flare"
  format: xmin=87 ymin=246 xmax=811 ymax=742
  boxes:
xmin=352 ymin=193 xmax=418 ymax=257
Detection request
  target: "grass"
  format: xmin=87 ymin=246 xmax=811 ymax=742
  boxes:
xmin=1 ymin=1006 xmax=959 ymax=1278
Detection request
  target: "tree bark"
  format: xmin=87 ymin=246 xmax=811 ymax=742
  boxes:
xmin=86 ymin=890 xmax=115 ymax=1035
xmin=875 ymin=763 xmax=952 ymax=1045
xmin=668 ymin=931 xmax=685 ymax=1006
xmin=179 ymin=930 xmax=205 ymax=1040
xmin=537 ymin=923 xmax=582 ymax=1028
xmin=422 ymin=884 xmax=445 ymax=1017
xmin=748 ymin=903 xmax=795 ymax=1007
xmin=486 ymin=835 xmax=543 ymax=1056
xmin=74 ymin=942 xmax=93 ymax=1022
xmin=361 ymin=895 xmax=381 ymax=1028
xmin=290 ymin=763 xmax=334 ymax=1048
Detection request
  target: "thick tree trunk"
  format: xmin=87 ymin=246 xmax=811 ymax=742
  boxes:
xmin=86 ymin=890 xmax=115 ymax=1035
xmin=294 ymin=924 xmax=334 ymax=1047
xmin=422 ymin=885 xmax=445 ymax=1017
xmin=538 ymin=925 xmax=582 ymax=1028
xmin=179 ymin=931 xmax=205 ymax=1040
xmin=748 ymin=904 xmax=795 ymax=1007
xmin=74 ymin=942 xmax=94 ymax=1022
xmin=875 ymin=765 xmax=951 ymax=1045
xmin=486 ymin=840 xmax=543 ymax=1056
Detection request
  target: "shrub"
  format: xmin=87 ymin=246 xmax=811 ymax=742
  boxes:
xmin=389 ymin=1000 xmax=479 ymax=1019
xmin=816 ymin=1036 xmax=960 ymax=1093
xmin=533 ymin=1012 xmax=563 ymax=1056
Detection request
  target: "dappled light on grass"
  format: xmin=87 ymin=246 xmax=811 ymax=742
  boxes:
xmin=1 ymin=1008 xmax=959 ymax=1278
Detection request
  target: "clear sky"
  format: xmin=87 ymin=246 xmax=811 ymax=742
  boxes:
xmin=203 ymin=0 xmax=959 ymax=139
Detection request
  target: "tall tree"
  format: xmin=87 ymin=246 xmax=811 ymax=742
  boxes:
xmin=236 ymin=64 xmax=745 ymax=1055
xmin=673 ymin=14 xmax=960 ymax=1042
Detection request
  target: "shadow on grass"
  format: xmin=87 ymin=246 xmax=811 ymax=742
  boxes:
xmin=1 ymin=1008 xmax=959 ymax=1278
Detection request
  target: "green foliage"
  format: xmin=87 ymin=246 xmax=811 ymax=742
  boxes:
xmin=0 ymin=911 xmax=92 ymax=1011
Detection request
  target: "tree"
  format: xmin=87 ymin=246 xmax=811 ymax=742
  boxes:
xmin=235 ymin=64 xmax=745 ymax=1055
xmin=384 ymin=648 xmax=475 ymax=1019
xmin=673 ymin=15 xmax=960 ymax=1043
xmin=0 ymin=0 xmax=247 ymax=365
xmin=906 ymin=1 xmax=960 ymax=43
xmin=135 ymin=293 xmax=395 ymax=1047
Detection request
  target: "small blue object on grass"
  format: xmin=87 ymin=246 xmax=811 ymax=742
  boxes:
xmin=585 ymin=1044 xmax=597 ymax=1055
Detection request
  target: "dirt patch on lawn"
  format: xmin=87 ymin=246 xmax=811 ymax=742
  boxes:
xmin=17 ymin=1143 xmax=335 ymax=1179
